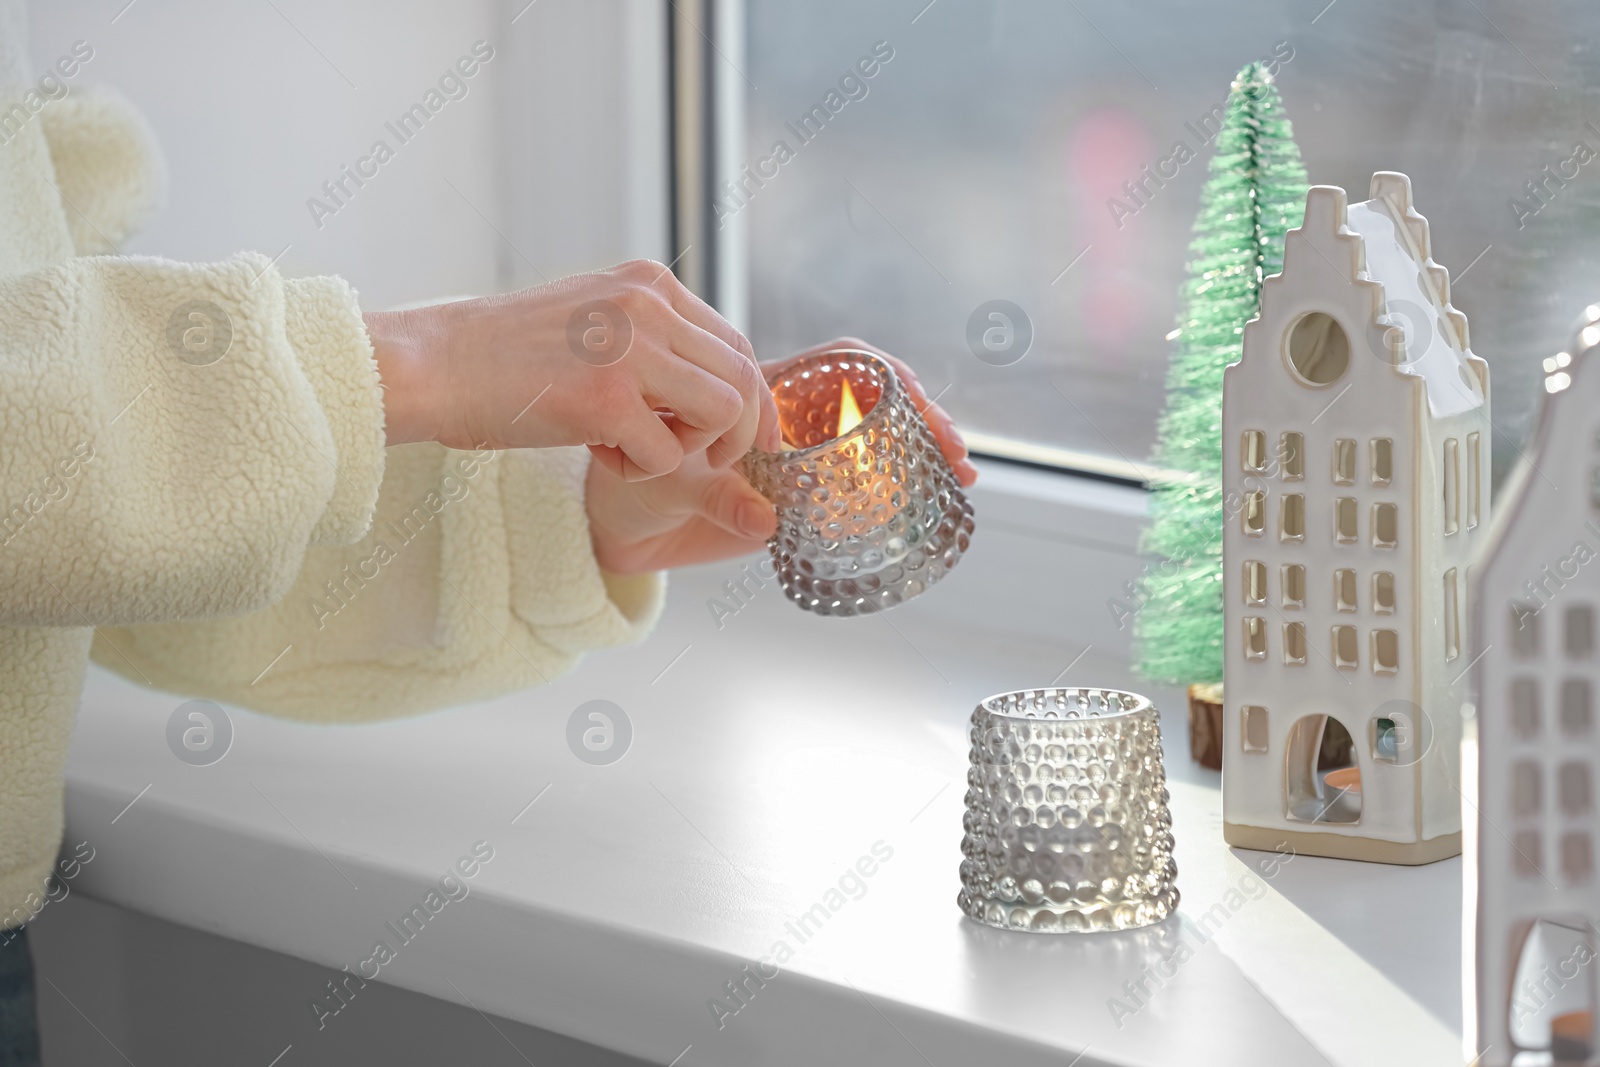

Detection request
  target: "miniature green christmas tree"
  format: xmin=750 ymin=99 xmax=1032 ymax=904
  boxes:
xmin=1134 ymin=62 xmax=1309 ymax=686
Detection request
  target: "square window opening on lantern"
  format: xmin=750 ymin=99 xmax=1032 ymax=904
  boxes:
xmin=744 ymin=349 xmax=974 ymax=617
xmin=1282 ymin=564 xmax=1306 ymax=608
xmin=1512 ymin=761 xmax=1542 ymax=818
xmin=1563 ymin=679 xmax=1593 ymax=737
xmin=1560 ymin=762 xmax=1592 ymax=816
xmin=1512 ymin=678 xmax=1541 ymax=740
xmin=1335 ymin=568 xmax=1358 ymax=612
xmin=1242 ymin=429 xmax=1267 ymax=472
xmin=1335 ymin=497 xmax=1358 ymax=543
xmin=1333 ymin=625 xmax=1359 ymax=670
xmin=1513 ymin=830 xmax=1543 ymax=878
xmin=1373 ymin=571 xmax=1396 ymax=614
xmin=1372 ymin=629 xmax=1400 ymax=674
xmin=1284 ymin=622 xmax=1307 ymax=665
xmin=1281 ymin=432 xmax=1304 ymax=480
xmin=1443 ymin=438 xmax=1460 ymax=536
xmin=1281 ymin=494 xmax=1306 ymax=542
xmin=1564 ymin=834 xmax=1594 ymax=886
xmin=1512 ymin=604 xmax=1542 ymax=658
xmin=1371 ymin=438 xmax=1394 ymax=486
xmin=1372 ymin=502 xmax=1398 ymax=548
xmin=1373 ymin=716 xmax=1399 ymax=763
xmin=1242 ymin=705 xmax=1269 ymax=753
xmin=1244 ymin=560 xmax=1267 ymax=605
xmin=1467 ymin=431 xmax=1482 ymax=528
xmin=1444 ymin=568 xmax=1461 ymax=661
xmin=1245 ymin=616 xmax=1268 ymax=661
xmin=1567 ymin=604 xmax=1596 ymax=660
xmin=1243 ymin=491 xmax=1266 ymax=536
xmin=1333 ymin=438 xmax=1356 ymax=485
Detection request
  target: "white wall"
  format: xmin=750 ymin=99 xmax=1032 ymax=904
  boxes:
xmin=26 ymin=0 xmax=669 ymax=310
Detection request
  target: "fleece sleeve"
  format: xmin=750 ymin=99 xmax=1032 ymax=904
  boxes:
xmin=92 ymin=443 xmax=667 ymax=722
xmin=0 ymin=252 xmax=387 ymax=628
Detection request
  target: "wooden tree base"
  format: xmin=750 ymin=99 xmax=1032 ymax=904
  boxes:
xmin=1187 ymin=682 xmax=1224 ymax=770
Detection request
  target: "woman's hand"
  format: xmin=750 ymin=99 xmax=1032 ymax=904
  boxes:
xmin=587 ymin=337 xmax=976 ymax=574
xmin=365 ymin=260 xmax=780 ymax=480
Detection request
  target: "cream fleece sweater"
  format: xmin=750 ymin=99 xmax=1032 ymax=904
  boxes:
xmin=0 ymin=4 xmax=664 ymax=927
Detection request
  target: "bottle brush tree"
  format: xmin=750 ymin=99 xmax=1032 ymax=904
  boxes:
xmin=1134 ymin=61 xmax=1309 ymax=686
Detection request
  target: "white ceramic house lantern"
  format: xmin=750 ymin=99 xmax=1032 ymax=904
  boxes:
xmin=1220 ymin=172 xmax=1491 ymax=864
xmin=1467 ymin=307 xmax=1600 ymax=1064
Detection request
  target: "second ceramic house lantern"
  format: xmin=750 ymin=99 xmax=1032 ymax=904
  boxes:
xmin=1220 ymin=172 xmax=1491 ymax=865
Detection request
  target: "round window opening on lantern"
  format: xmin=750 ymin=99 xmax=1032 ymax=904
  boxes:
xmin=1285 ymin=311 xmax=1351 ymax=385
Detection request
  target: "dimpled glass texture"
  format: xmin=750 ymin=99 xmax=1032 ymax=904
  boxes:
xmin=744 ymin=351 xmax=975 ymax=616
xmin=959 ymin=688 xmax=1179 ymax=934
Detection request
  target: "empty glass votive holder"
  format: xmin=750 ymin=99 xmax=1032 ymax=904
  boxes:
xmin=743 ymin=349 xmax=975 ymax=616
xmin=959 ymin=687 xmax=1179 ymax=934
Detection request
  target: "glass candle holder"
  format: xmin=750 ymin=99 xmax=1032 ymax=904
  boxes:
xmin=743 ymin=349 xmax=975 ymax=616
xmin=958 ymin=687 xmax=1179 ymax=934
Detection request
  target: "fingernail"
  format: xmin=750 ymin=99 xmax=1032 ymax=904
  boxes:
xmin=738 ymin=499 xmax=774 ymax=538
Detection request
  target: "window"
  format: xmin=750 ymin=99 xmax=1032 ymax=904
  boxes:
xmin=1281 ymin=564 xmax=1305 ymax=608
xmin=1512 ymin=678 xmax=1540 ymax=739
xmin=1467 ymin=432 xmax=1481 ymax=528
xmin=1372 ymin=629 xmax=1400 ymax=674
xmin=1335 ymin=497 xmax=1358 ymax=543
xmin=739 ymin=4 xmax=1583 ymax=475
xmin=1372 ymin=502 xmax=1398 ymax=548
xmin=1560 ymin=763 xmax=1592 ymax=815
xmin=1372 ymin=717 xmax=1398 ymax=763
xmin=1245 ymin=616 xmax=1267 ymax=660
xmin=1443 ymin=438 xmax=1459 ymax=536
xmin=1285 ymin=312 xmax=1350 ymax=385
xmin=1568 ymin=605 xmax=1596 ymax=660
xmin=1371 ymin=439 xmax=1393 ymax=486
xmin=1513 ymin=830 xmax=1543 ymax=878
xmin=1243 ymin=560 xmax=1266 ymax=605
xmin=1281 ymin=494 xmax=1305 ymax=541
xmin=1512 ymin=760 xmax=1543 ymax=817
xmin=1335 ymin=569 xmax=1358 ymax=612
xmin=1242 ymin=429 xmax=1266 ymax=472
xmin=1564 ymin=833 xmax=1594 ymax=885
xmin=1333 ymin=438 xmax=1356 ymax=485
xmin=1333 ymin=625 xmax=1358 ymax=670
xmin=1284 ymin=622 xmax=1307 ymax=665
xmin=1284 ymin=715 xmax=1359 ymax=824
xmin=1243 ymin=491 xmax=1265 ymax=536
xmin=1373 ymin=572 xmax=1396 ymax=614
xmin=1280 ymin=432 xmax=1304 ymax=480
xmin=1563 ymin=679 xmax=1593 ymax=737
xmin=1513 ymin=604 xmax=1542 ymax=658
xmin=1242 ymin=705 xmax=1269 ymax=753
xmin=1444 ymin=568 xmax=1460 ymax=661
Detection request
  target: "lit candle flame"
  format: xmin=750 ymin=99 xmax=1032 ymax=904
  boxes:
xmin=836 ymin=378 xmax=865 ymax=438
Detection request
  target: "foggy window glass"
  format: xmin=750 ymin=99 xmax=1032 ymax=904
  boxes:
xmin=743 ymin=1 xmax=1591 ymax=479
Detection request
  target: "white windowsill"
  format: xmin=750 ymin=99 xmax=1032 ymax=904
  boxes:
xmin=61 ymin=458 xmax=1462 ymax=1066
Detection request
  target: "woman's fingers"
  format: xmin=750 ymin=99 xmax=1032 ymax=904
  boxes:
xmin=640 ymin=356 xmax=744 ymax=456
xmin=660 ymin=275 xmax=781 ymax=456
xmin=652 ymin=321 xmax=764 ymax=463
xmin=692 ymin=467 xmax=777 ymax=541
xmin=597 ymin=394 xmax=685 ymax=481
